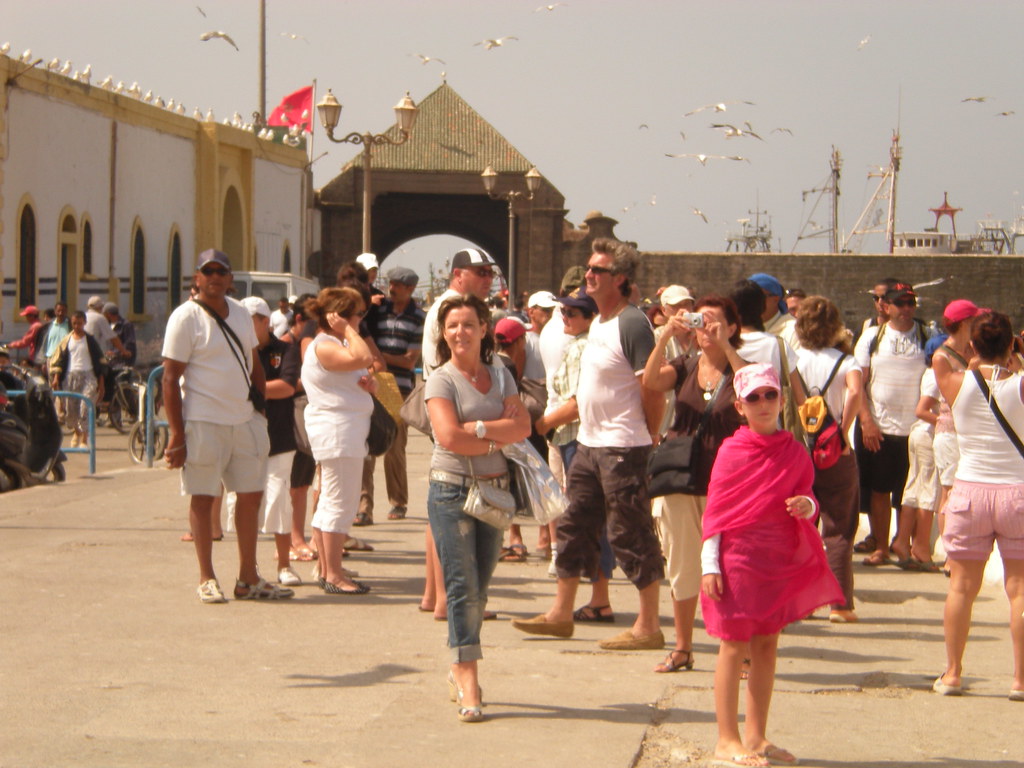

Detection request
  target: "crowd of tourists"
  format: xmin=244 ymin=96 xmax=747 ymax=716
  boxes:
xmin=121 ymin=239 xmax=1024 ymax=766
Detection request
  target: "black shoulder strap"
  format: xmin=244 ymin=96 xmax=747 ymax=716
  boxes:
xmin=192 ymin=299 xmax=252 ymax=387
xmin=972 ymin=370 xmax=1024 ymax=461
xmin=868 ymin=322 xmax=887 ymax=357
xmin=796 ymin=354 xmax=846 ymax=398
xmin=940 ymin=344 xmax=969 ymax=368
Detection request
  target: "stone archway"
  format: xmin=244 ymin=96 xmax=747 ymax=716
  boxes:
xmin=317 ymin=83 xmax=566 ymax=295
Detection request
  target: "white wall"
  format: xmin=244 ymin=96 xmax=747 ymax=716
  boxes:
xmin=253 ymin=159 xmax=303 ymax=274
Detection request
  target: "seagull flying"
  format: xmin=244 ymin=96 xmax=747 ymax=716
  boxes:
xmin=199 ymin=30 xmax=239 ymax=51
xmin=857 ymin=34 xmax=871 ymax=50
xmin=711 ymin=123 xmax=763 ymax=140
xmin=961 ymin=96 xmax=988 ymax=103
xmin=196 ymin=5 xmax=206 ymax=17
xmin=281 ymin=32 xmax=309 ymax=43
xmin=692 ymin=208 xmax=709 ymax=223
xmin=665 ymin=153 xmax=750 ymax=165
xmin=535 ymin=3 xmax=567 ymax=10
xmin=771 ymin=127 xmax=794 ymax=135
xmin=684 ymin=100 xmax=755 ymax=117
xmin=475 ymin=36 xmax=518 ymax=50
xmin=412 ymin=53 xmax=446 ymax=65
xmin=996 ymin=110 xmax=1016 ymax=117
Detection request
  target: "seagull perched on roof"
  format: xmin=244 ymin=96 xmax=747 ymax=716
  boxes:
xmin=200 ymin=30 xmax=239 ymax=51
xmin=665 ymin=153 xmax=750 ymax=165
xmin=711 ymin=123 xmax=763 ymax=140
xmin=684 ymin=100 xmax=755 ymax=117
xmin=475 ymin=36 xmax=518 ymax=50
xmin=412 ymin=53 xmax=445 ymax=65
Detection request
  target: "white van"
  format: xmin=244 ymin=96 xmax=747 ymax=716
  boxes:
xmin=231 ymin=272 xmax=321 ymax=304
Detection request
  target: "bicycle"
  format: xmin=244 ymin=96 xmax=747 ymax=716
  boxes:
xmin=107 ymin=366 xmax=141 ymax=434
xmin=128 ymin=372 xmax=167 ymax=464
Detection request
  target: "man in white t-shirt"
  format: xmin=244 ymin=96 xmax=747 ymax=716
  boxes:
xmin=523 ymin=290 xmax=558 ymax=379
xmin=269 ymin=296 xmax=293 ymax=338
xmin=85 ymin=295 xmax=127 ymax=360
xmin=421 ymin=248 xmax=497 ymax=376
xmin=162 ymin=249 xmax=290 ymax=604
xmin=513 ymin=238 xmax=664 ymax=651
xmin=853 ymin=281 xmax=930 ymax=566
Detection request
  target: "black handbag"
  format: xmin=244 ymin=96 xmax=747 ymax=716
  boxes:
xmin=367 ymin=395 xmax=397 ymax=457
xmin=647 ymin=371 xmax=724 ymax=498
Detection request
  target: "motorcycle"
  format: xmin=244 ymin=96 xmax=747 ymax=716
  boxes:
xmin=0 ymin=367 xmax=66 ymax=491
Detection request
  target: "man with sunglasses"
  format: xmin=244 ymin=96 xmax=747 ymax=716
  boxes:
xmin=421 ymin=248 xmax=497 ymax=376
xmin=162 ymin=249 xmax=289 ymax=604
xmin=853 ymin=281 xmax=933 ymax=566
xmin=513 ymin=238 xmax=665 ymax=651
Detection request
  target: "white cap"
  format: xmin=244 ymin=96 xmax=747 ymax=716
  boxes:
xmin=660 ymin=285 xmax=695 ymax=307
xmin=527 ymin=290 xmax=559 ymax=309
xmin=356 ymin=253 xmax=379 ymax=271
xmin=240 ymin=296 xmax=272 ymax=318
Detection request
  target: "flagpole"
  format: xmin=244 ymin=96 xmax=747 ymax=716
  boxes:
xmin=258 ymin=0 xmax=267 ymax=124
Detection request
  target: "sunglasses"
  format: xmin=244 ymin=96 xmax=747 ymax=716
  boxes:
xmin=469 ymin=267 xmax=495 ymax=278
xmin=200 ymin=266 xmax=230 ymax=277
xmin=560 ymin=308 xmax=582 ymax=319
xmin=586 ymin=264 xmax=614 ymax=275
xmin=891 ymin=299 xmax=916 ymax=308
xmin=871 ymin=295 xmax=883 ymax=302
xmin=741 ymin=389 xmax=780 ymax=404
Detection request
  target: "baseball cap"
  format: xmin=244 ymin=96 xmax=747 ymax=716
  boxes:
xmin=451 ymin=248 xmax=497 ymax=271
xmin=660 ymin=285 xmax=695 ymax=307
xmin=527 ymin=290 xmax=559 ymax=309
xmin=356 ymin=252 xmax=379 ymax=271
xmin=388 ymin=266 xmax=420 ymax=287
xmin=18 ymin=305 xmax=39 ymax=317
xmin=734 ymin=362 xmax=781 ymax=399
xmin=240 ymin=296 xmax=272 ymax=318
xmin=494 ymin=317 xmax=527 ymax=344
xmin=197 ymin=249 xmax=232 ymax=272
xmin=557 ymin=286 xmax=598 ymax=315
xmin=747 ymin=273 xmax=788 ymax=316
xmin=883 ymin=282 xmax=916 ymax=302
xmin=87 ymin=296 xmax=104 ymax=310
xmin=943 ymin=299 xmax=984 ymax=324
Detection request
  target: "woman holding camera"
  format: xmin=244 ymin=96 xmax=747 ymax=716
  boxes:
xmin=642 ymin=296 xmax=748 ymax=674
xmin=425 ymin=294 xmax=530 ymax=722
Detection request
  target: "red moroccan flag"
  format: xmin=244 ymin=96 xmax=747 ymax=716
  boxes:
xmin=267 ymin=85 xmax=313 ymax=132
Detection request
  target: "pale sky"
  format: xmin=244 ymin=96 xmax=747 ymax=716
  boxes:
xmin=7 ymin=0 xmax=1023 ymax=280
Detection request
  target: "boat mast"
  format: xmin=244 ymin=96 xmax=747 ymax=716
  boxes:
xmin=885 ymin=130 xmax=901 ymax=253
xmin=792 ymin=146 xmax=842 ymax=253
xmin=830 ymin=146 xmax=841 ymax=253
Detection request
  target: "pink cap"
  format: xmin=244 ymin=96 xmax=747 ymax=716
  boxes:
xmin=494 ymin=317 xmax=527 ymax=344
xmin=734 ymin=362 xmax=781 ymax=399
xmin=943 ymin=299 xmax=984 ymax=325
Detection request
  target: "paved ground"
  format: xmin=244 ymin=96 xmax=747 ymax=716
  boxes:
xmin=1 ymin=426 xmax=1022 ymax=768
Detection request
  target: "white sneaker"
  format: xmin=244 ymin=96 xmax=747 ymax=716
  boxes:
xmin=278 ymin=567 xmax=302 ymax=587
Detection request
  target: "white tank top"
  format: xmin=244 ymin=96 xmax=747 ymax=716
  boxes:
xmin=300 ymin=333 xmax=372 ymax=460
xmin=951 ymin=368 xmax=1024 ymax=484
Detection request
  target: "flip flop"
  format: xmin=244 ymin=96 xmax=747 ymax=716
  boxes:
xmin=758 ymin=745 xmax=798 ymax=765
xmin=853 ymin=534 xmax=877 ymax=553
xmin=862 ymin=553 xmax=893 ymax=566
xmin=710 ymin=755 xmax=770 ymax=768
xmin=289 ymin=546 xmax=318 ymax=562
xmin=499 ymin=544 xmax=528 ymax=562
xmin=342 ymin=537 xmax=374 ymax=552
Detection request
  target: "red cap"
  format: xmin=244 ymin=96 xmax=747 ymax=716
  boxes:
xmin=494 ymin=317 xmax=527 ymax=345
xmin=19 ymin=305 xmax=39 ymax=317
xmin=943 ymin=299 xmax=984 ymax=325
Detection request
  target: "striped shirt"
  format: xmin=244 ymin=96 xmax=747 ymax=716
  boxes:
xmin=373 ymin=299 xmax=426 ymax=393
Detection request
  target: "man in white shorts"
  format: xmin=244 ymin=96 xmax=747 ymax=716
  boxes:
xmin=162 ymin=249 xmax=291 ymax=603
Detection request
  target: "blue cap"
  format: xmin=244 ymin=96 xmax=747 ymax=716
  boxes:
xmin=748 ymin=272 xmax=787 ymax=317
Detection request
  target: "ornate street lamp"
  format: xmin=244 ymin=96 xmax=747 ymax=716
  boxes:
xmin=481 ymin=165 xmax=541 ymax=297
xmin=317 ymin=89 xmax=419 ymax=252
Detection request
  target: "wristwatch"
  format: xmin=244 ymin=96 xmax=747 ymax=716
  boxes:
xmin=475 ymin=420 xmax=487 ymax=439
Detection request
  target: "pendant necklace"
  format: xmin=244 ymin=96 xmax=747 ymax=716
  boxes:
xmin=699 ymin=363 xmax=720 ymax=401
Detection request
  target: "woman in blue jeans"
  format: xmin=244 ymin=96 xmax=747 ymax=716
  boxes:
xmin=425 ymin=294 xmax=530 ymax=722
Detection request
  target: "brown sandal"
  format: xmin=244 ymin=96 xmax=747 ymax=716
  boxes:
xmin=654 ymin=649 xmax=694 ymax=673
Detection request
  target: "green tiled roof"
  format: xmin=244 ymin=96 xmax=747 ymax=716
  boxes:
xmin=342 ymin=82 xmax=532 ymax=173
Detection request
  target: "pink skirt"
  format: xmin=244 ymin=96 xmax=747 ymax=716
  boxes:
xmin=701 ymin=517 xmax=843 ymax=641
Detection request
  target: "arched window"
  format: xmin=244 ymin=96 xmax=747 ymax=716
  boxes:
xmin=168 ymin=230 xmax=182 ymax=312
xmin=18 ymin=204 xmax=37 ymax=308
xmin=283 ymin=244 xmax=292 ymax=274
xmin=82 ymin=219 xmax=93 ymax=275
xmin=131 ymin=223 xmax=146 ymax=316
xmin=58 ymin=213 xmax=78 ymax=307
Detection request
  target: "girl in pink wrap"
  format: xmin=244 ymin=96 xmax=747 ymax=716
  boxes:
xmin=701 ymin=363 xmax=842 ymax=768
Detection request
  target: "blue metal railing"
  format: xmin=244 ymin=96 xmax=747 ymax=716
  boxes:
xmin=145 ymin=365 xmax=168 ymax=468
xmin=6 ymin=389 xmax=95 ymax=475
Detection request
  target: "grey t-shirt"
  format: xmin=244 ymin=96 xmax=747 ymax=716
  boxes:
xmin=424 ymin=361 xmax=516 ymax=476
